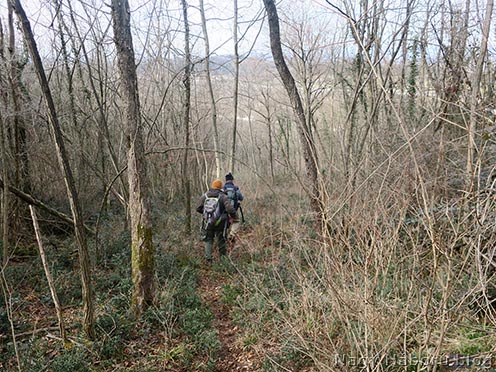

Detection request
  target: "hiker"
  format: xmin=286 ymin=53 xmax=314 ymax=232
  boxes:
xmin=196 ymin=179 xmax=236 ymax=264
xmin=223 ymin=172 xmax=244 ymax=240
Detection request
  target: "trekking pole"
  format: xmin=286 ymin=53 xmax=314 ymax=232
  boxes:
xmin=239 ymin=205 xmax=245 ymax=223
xmin=223 ymin=218 xmax=229 ymax=239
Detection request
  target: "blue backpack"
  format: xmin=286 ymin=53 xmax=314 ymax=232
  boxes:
xmin=224 ymin=183 xmax=238 ymax=209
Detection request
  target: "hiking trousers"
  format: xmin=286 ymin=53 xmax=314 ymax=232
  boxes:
xmin=204 ymin=228 xmax=227 ymax=261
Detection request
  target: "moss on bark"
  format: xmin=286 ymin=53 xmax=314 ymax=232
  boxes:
xmin=131 ymin=223 xmax=155 ymax=315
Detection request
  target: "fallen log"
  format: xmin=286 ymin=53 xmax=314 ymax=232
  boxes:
xmin=0 ymin=178 xmax=95 ymax=236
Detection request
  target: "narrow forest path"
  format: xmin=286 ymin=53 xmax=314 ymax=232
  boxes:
xmin=197 ymin=265 xmax=259 ymax=372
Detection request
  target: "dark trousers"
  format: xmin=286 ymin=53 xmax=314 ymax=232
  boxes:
xmin=204 ymin=227 xmax=227 ymax=261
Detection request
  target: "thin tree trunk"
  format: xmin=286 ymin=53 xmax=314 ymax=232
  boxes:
xmin=199 ymin=0 xmax=221 ymax=177
xmin=247 ymin=109 xmax=258 ymax=174
xmin=8 ymin=1 xmax=29 ymax=194
xmin=56 ymin=0 xmax=82 ymax=192
xmin=261 ymin=90 xmax=275 ymax=182
xmin=5 ymin=2 xmax=29 ymax=249
xmin=267 ymin=111 xmax=274 ymax=183
xmin=0 ymin=20 xmax=10 ymax=266
xmin=181 ymin=0 xmax=192 ymax=235
xmin=262 ymin=0 xmax=322 ymax=219
xmin=111 ymin=0 xmax=155 ymax=314
xmin=0 ymin=112 xmax=9 ymax=266
xmin=29 ymin=205 xmax=66 ymax=344
xmin=230 ymin=0 xmax=239 ymax=173
xmin=9 ymin=0 xmax=95 ymax=339
xmin=467 ymin=0 xmax=493 ymax=186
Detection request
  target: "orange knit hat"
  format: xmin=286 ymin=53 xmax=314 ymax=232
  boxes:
xmin=211 ymin=179 xmax=223 ymax=189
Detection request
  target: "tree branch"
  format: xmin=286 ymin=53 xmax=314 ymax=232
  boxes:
xmin=0 ymin=178 xmax=95 ymax=236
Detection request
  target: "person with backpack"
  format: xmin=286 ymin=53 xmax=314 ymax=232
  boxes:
xmin=223 ymin=172 xmax=244 ymax=241
xmin=196 ymin=179 xmax=236 ymax=265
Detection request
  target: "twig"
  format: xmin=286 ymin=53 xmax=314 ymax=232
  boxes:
xmin=30 ymin=205 xmax=67 ymax=344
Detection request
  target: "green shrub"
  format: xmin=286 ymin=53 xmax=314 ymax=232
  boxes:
xmin=95 ymin=335 xmax=125 ymax=361
xmin=12 ymin=244 xmax=37 ymax=257
xmin=222 ymin=284 xmax=241 ymax=306
xmin=183 ymin=307 xmax=213 ymax=339
xmin=48 ymin=347 xmax=89 ymax=372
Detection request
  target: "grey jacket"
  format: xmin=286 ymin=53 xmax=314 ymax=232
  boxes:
xmin=196 ymin=188 xmax=236 ymax=220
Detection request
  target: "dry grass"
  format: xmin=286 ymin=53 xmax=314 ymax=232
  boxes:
xmin=230 ymin=135 xmax=496 ymax=372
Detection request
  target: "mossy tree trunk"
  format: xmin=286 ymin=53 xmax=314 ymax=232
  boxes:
xmin=111 ymin=0 xmax=155 ymax=314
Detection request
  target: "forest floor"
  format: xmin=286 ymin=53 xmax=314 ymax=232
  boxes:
xmin=5 ymin=205 xmax=494 ymax=372
xmin=197 ymin=265 xmax=259 ymax=372
xmin=1 ymin=223 xmax=274 ymax=372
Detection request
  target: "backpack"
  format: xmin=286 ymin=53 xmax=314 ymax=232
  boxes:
xmin=203 ymin=194 xmax=223 ymax=230
xmin=224 ymin=183 xmax=238 ymax=209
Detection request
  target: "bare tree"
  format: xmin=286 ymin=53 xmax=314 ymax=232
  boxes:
xmin=111 ymin=0 xmax=155 ymax=314
xmin=199 ymin=0 xmax=221 ymax=177
xmin=0 ymin=18 xmax=10 ymax=266
xmin=0 ymin=111 xmax=9 ymax=267
xmin=181 ymin=0 xmax=192 ymax=234
xmin=0 ymin=1 xmax=30 ymax=256
xmin=251 ymin=87 xmax=276 ymax=182
xmin=9 ymin=0 xmax=95 ymax=339
xmin=230 ymin=0 xmax=239 ymax=173
xmin=262 ymin=0 xmax=323 ymax=221
xmin=65 ymin=0 xmax=129 ymax=207
xmin=467 ymin=0 xmax=494 ymax=186
xmin=430 ymin=1 xmax=472 ymax=134
xmin=7 ymin=0 xmax=29 ymax=194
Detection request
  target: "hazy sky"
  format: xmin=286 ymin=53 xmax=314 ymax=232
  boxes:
xmin=0 ymin=0 xmax=339 ymax=57
xmin=0 ymin=0 xmax=494 ymax=61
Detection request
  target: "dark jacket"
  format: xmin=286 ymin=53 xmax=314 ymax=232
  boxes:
xmin=223 ymin=181 xmax=243 ymax=210
xmin=196 ymin=188 xmax=236 ymax=224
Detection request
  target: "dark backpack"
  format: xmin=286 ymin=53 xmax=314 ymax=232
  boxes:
xmin=203 ymin=194 xmax=223 ymax=230
xmin=224 ymin=184 xmax=238 ymax=209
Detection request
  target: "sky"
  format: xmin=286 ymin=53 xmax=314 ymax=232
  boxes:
xmin=0 ymin=0 xmax=341 ymax=58
xmin=0 ymin=0 xmax=494 ymax=62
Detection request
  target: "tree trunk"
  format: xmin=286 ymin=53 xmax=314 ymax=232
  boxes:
xmin=8 ymin=1 xmax=29 ymax=250
xmin=230 ymin=0 xmax=239 ymax=173
xmin=262 ymin=0 xmax=322 ymax=219
xmin=0 ymin=19 xmax=10 ymax=266
xmin=199 ymin=0 xmax=221 ymax=177
xmin=181 ymin=0 xmax=192 ymax=235
xmin=0 ymin=111 xmax=9 ymax=266
xmin=8 ymin=1 xmax=29 ymax=191
xmin=111 ymin=0 xmax=155 ymax=314
xmin=9 ymin=0 xmax=95 ymax=339
xmin=56 ymin=0 xmax=83 ymax=194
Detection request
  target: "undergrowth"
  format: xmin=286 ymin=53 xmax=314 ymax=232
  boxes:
xmin=0 ymin=211 xmax=221 ymax=372
xmin=224 ymin=177 xmax=496 ymax=372
xmin=1 ymin=171 xmax=495 ymax=372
